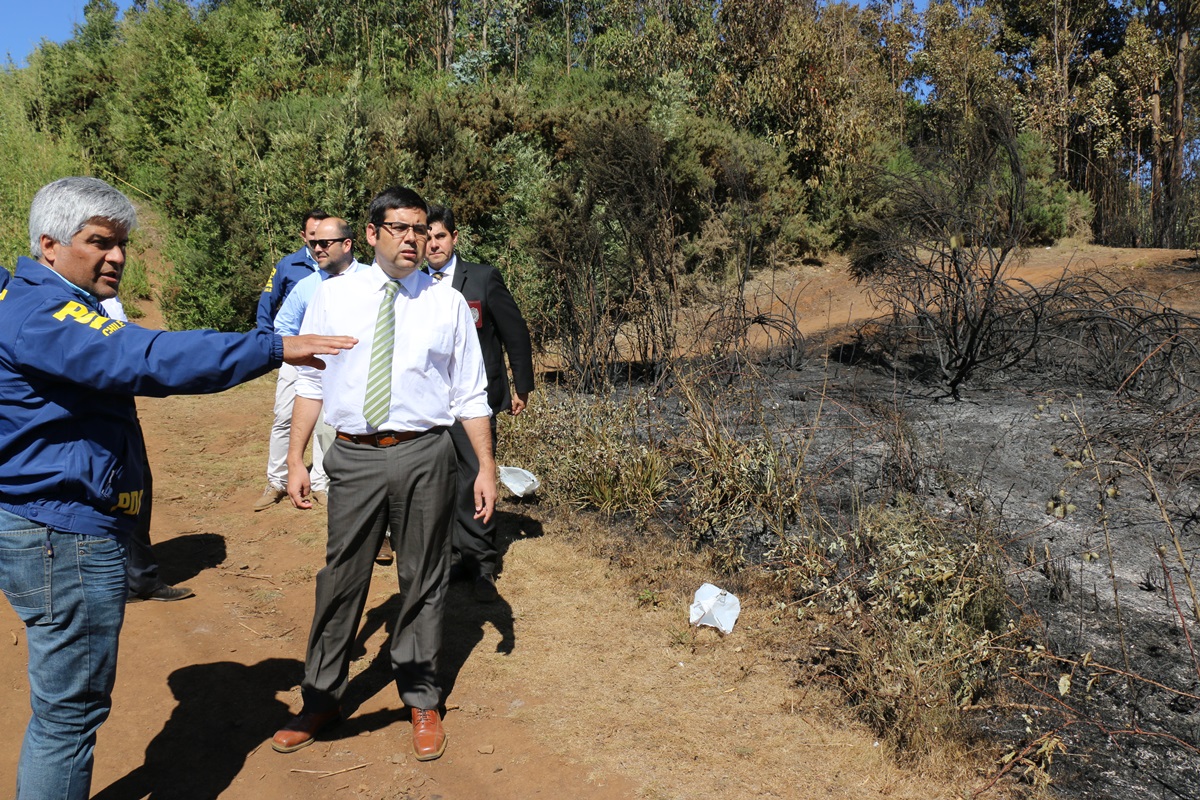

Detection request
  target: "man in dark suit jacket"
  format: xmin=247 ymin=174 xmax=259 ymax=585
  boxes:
xmin=426 ymin=205 xmax=534 ymax=601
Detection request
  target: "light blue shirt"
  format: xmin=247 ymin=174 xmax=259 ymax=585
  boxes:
xmin=273 ymin=259 xmax=368 ymax=336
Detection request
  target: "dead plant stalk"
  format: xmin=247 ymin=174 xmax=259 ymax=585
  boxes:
xmin=1138 ymin=462 xmax=1200 ymax=623
xmin=1071 ymin=405 xmax=1137 ymax=679
xmin=1155 ymin=547 xmax=1200 ymax=683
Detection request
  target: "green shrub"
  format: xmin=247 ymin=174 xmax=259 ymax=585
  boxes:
xmin=1017 ymin=131 xmax=1094 ymax=245
xmin=501 ymin=390 xmax=671 ymax=522
xmin=0 ymin=72 xmax=87 ymax=269
xmin=116 ymin=247 xmax=151 ymax=319
xmin=158 ymin=223 xmax=238 ymax=331
xmin=814 ymin=496 xmax=1011 ymax=756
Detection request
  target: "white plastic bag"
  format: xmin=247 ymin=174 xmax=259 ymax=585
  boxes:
xmin=498 ymin=465 xmax=540 ymax=497
xmin=689 ymin=583 xmax=741 ymax=634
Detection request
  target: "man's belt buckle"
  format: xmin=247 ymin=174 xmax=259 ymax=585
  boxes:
xmin=336 ymin=430 xmax=419 ymax=447
xmin=375 ymin=432 xmax=410 ymax=447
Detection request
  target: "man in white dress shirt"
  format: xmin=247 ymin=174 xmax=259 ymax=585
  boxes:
xmin=271 ymin=186 xmax=496 ymax=763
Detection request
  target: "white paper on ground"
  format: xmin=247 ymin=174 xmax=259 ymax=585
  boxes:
xmin=689 ymin=582 xmax=741 ymax=634
xmin=498 ymin=465 xmax=540 ymax=497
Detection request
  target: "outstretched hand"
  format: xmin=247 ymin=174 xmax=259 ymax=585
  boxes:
xmin=282 ymin=335 xmax=357 ymax=369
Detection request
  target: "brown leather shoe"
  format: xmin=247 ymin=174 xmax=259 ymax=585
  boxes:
xmin=271 ymin=707 xmax=341 ymax=753
xmin=411 ymin=708 xmax=446 ymax=761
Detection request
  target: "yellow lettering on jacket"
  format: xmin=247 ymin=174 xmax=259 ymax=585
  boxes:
xmin=0 ymin=288 xmax=7 ymax=301
xmin=263 ymin=268 xmax=277 ymax=293
xmin=111 ymin=490 xmax=143 ymax=516
xmin=53 ymin=301 xmax=124 ymax=334
xmin=53 ymin=301 xmax=91 ymax=321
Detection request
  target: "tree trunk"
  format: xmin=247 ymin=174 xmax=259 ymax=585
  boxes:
xmin=443 ymin=0 xmax=456 ymax=72
xmin=1054 ymin=0 xmax=1068 ymax=177
xmin=1151 ymin=70 xmax=1164 ymax=246
xmin=1166 ymin=22 xmax=1189 ymax=247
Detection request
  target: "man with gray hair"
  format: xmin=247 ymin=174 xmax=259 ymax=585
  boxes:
xmin=0 ymin=176 xmax=356 ymax=800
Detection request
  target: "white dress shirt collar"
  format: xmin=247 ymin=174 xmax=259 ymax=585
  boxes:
xmin=368 ymin=262 xmax=430 ymax=297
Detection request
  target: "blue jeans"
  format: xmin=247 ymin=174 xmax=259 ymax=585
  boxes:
xmin=0 ymin=509 xmax=126 ymax=800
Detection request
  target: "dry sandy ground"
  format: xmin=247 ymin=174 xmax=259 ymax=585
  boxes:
xmin=0 ymin=244 xmax=1193 ymax=799
xmin=0 ymin=380 xmax=958 ymax=800
xmin=738 ymin=243 xmax=1199 ymax=339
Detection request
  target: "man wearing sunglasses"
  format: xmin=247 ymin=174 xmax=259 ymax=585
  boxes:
xmin=253 ymin=209 xmax=329 ymax=511
xmin=271 ymin=217 xmax=368 ymax=506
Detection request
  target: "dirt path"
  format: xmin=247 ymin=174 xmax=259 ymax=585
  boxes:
xmin=1 ymin=243 xmax=1193 ymax=799
xmin=0 ymin=375 xmax=960 ymax=799
xmin=738 ymin=244 xmax=1199 ymax=340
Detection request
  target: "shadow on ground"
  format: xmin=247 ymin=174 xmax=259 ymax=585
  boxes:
xmin=93 ymin=658 xmax=301 ymax=800
xmin=338 ymin=509 xmax=539 ymax=715
xmin=149 ymin=532 xmax=226 ymax=585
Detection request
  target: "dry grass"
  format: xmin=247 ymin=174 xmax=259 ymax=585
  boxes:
xmin=501 ymin=376 xmax=1021 ymax=795
xmin=493 ymin=509 xmax=980 ymax=799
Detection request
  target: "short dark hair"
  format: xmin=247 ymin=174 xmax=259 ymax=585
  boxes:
xmin=302 ymin=209 xmax=329 ymax=226
xmin=426 ymin=204 xmax=457 ymax=234
xmin=329 ymin=219 xmax=354 ymax=240
xmin=368 ymin=187 xmax=428 ymax=227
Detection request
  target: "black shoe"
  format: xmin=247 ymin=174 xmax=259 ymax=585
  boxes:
xmin=375 ymin=539 xmax=394 ymax=566
xmin=448 ymin=552 xmax=468 ymax=582
xmin=473 ymin=574 xmax=499 ymax=603
xmin=130 ymin=584 xmax=195 ymax=602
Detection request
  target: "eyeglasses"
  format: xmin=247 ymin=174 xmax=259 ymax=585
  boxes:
xmin=308 ymin=238 xmax=348 ymax=250
xmin=376 ymin=221 xmax=431 ymax=239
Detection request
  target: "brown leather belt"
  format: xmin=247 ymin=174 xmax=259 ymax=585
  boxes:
xmin=335 ymin=428 xmax=445 ymax=447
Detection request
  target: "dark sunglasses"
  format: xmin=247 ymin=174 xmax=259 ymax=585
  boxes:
xmin=308 ymin=237 xmax=349 ymax=250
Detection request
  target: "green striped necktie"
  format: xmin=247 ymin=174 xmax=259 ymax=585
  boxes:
xmin=363 ymin=280 xmax=400 ymax=428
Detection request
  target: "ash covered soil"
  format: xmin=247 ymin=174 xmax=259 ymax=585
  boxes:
xmin=719 ymin=244 xmax=1200 ymax=799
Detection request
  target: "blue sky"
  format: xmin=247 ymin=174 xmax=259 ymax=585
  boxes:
xmin=3 ymin=1 xmax=131 ymax=67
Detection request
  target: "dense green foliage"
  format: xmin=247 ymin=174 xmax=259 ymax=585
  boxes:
xmin=0 ymin=0 xmax=1190 ymax=372
xmin=0 ymin=71 xmax=86 ymax=270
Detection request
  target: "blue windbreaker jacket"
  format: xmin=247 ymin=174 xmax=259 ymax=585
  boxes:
xmin=0 ymin=258 xmax=284 ymax=539
xmin=255 ymin=246 xmax=317 ymax=332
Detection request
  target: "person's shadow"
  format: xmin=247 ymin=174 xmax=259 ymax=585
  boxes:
xmin=339 ymin=508 xmax=540 ymax=712
xmin=440 ymin=508 xmax=539 ymax=700
xmin=93 ymin=657 xmax=302 ymax=800
xmin=149 ymin=532 xmax=226 ymax=585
